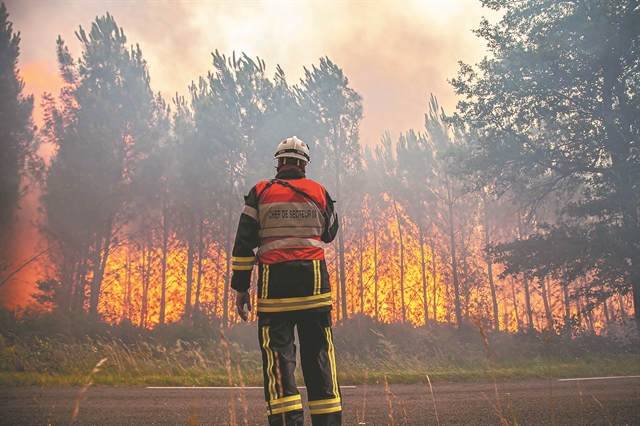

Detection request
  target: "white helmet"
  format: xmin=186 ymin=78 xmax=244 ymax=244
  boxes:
xmin=274 ymin=136 xmax=311 ymax=164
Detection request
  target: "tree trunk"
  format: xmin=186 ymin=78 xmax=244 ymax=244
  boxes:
xmin=334 ymin=253 xmax=341 ymax=323
xmin=59 ymin=250 xmax=75 ymax=312
xmin=460 ymin=225 xmax=471 ymax=321
xmin=419 ymin=224 xmax=429 ymax=322
xmin=487 ymin=257 xmax=499 ymax=331
xmin=618 ymin=293 xmax=628 ymax=321
xmin=223 ymin=175 xmax=237 ymax=326
xmin=562 ymin=277 xmax=571 ymax=334
xmin=390 ymin=264 xmax=397 ymax=321
xmin=72 ymin=248 xmax=89 ymax=312
xmin=338 ymin=231 xmax=347 ymax=322
xmin=125 ymin=248 xmax=132 ymax=321
xmin=159 ymin=198 xmax=169 ymax=326
xmin=194 ymin=216 xmax=205 ymax=313
xmin=448 ymin=200 xmax=462 ymax=328
xmin=392 ymin=197 xmax=406 ymax=323
xmin=540 ymin=276 xmax=553 ymax=332
xmin=510 ymin=276 xmax=520 ymax=332
xmin=184 ymin=211 xmax=196 ymax=322
xmin=359 ymin=235 xmax=364 ymax=314
xmin=214 ymin=262 xmax=220 ymax=316
xmin=89 ymin=217 xmax=113 ymax=317
xmin=521 ymin=275 xmax=533 ymax=331
xmin=444 ymin=274 xmax=452 ymax=324
xmin=583 ymin=279 xmax=595 ymax=333
xmin=517 ymin=213 xmax=535 ymax=331
xmin=334 ymin=132 xmax=348 ymax=323
xmin=633 ymin=280 xmax=640 ymax=331
xmin=139 ymin=244 xmax=146 ymax=328
xmin=576 ymin=293 xmax=584 ymax=331
xmin=373 ymin=217 xmax=379 ymax=322
xmin=223 ymin=209 xmax=232 ymax=326
xmin=140 ymin=242 xmax=150 ymax=329
xmin=483 ymin=197 xmax=500 ymax=331
xmin=430 ymin=239 xmax=438 ymax=323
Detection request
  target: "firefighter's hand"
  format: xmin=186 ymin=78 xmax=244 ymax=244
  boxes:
xmin=236 ymin=291 xmax=251 ymax=321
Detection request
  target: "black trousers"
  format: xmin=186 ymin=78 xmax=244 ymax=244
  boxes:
xmin=258 ymin=310 xmax=342 ymax=426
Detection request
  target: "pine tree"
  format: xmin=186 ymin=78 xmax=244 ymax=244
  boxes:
xmin=41 ymin=13 xmax=158 ymax=316
xmin=0 ymin=2 xmax=39 ymax=249
xmin=299 ymin=57 xmax=364 ymax=322
xmin=452 ymin=0 xmax=640 ymax=329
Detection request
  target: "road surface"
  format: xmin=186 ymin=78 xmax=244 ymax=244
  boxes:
xmin=1 ymin=376 xmax=639 ymax=425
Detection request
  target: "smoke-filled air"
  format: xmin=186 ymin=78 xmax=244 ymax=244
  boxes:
xmin=1 ymin=0 xmax=638 ymax=339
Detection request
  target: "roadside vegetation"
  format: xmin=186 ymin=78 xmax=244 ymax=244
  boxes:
xmin=1 ymin=308 xmax=638 ymax=387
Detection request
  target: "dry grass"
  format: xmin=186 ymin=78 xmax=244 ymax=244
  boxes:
xmin=1 ymin=323 xmax=638 ymax=426
xmin=1 ymin=319 xmax=638 ymax=389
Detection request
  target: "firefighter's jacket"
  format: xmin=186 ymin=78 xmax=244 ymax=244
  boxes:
xmin=231 ymin=167 xmax=339 ymax=315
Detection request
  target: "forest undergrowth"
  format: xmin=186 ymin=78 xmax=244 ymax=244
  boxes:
xmin=0 ymin=309 xmax=638 ymax=387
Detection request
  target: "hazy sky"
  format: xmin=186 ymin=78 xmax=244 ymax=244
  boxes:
xmin=6 ymin=0 xmax=499 ymax=147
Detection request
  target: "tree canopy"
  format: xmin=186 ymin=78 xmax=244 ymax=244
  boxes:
xmin=0 ymin=2 xmax=39 ymax=248
xmin=451 ymin=0 xmax=639 ymax=327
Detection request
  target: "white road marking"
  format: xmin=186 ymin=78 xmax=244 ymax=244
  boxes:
xmin=557 ymin=375 xmax=640 ymax=381
xmin=147 ymin=386 xmax=357 ymax=389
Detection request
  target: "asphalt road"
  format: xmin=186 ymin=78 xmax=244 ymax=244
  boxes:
xmin=1 ymin=376 xmax=639 ymax=425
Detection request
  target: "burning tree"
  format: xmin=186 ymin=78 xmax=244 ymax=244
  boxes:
xmin=40 ymin=13 xmax=161 ymax=316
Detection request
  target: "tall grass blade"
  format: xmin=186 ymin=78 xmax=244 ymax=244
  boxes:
xmin=70 ymin=357 xmax=107 ymax=424
xmin=545 ymin=331 xmax=555 ymax=426
xmin=481 ymin=391 xmax=509 ymax=426
xmin=426 ymin=375 xmax=440 ymax=426
xmin=506 ymin=392 xmax=518 ymax=426
xmin=187 ymin=398 xmax=200 ymax=426
xmin=237 ymin=365 xmax=249 ymax=426
xmin=475 ymin=316 xmax=508 ymax=426
xmin=576 ymin=380 xmax=584 ymax=426
xmin=358 ymin=369 xmax=368 ymax=425
xmin=591 ymin=395 xmax=613 ymax=426
xmin=385 ymin=377 xmax=411 ymax=425
xmin=384 ymin=375 xmax=395 ymax=426
xmin=220 ymin=325 xmax=237 ymax=426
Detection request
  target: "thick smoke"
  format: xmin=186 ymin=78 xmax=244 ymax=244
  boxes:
xmin=2 ymin=0 xmax=497 ymax=307
xmin=7 ymin=0 xmax=496 ymax=144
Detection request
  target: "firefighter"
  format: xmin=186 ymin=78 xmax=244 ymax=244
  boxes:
xmin=230 ymin=136 xmax=341 ymax=426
